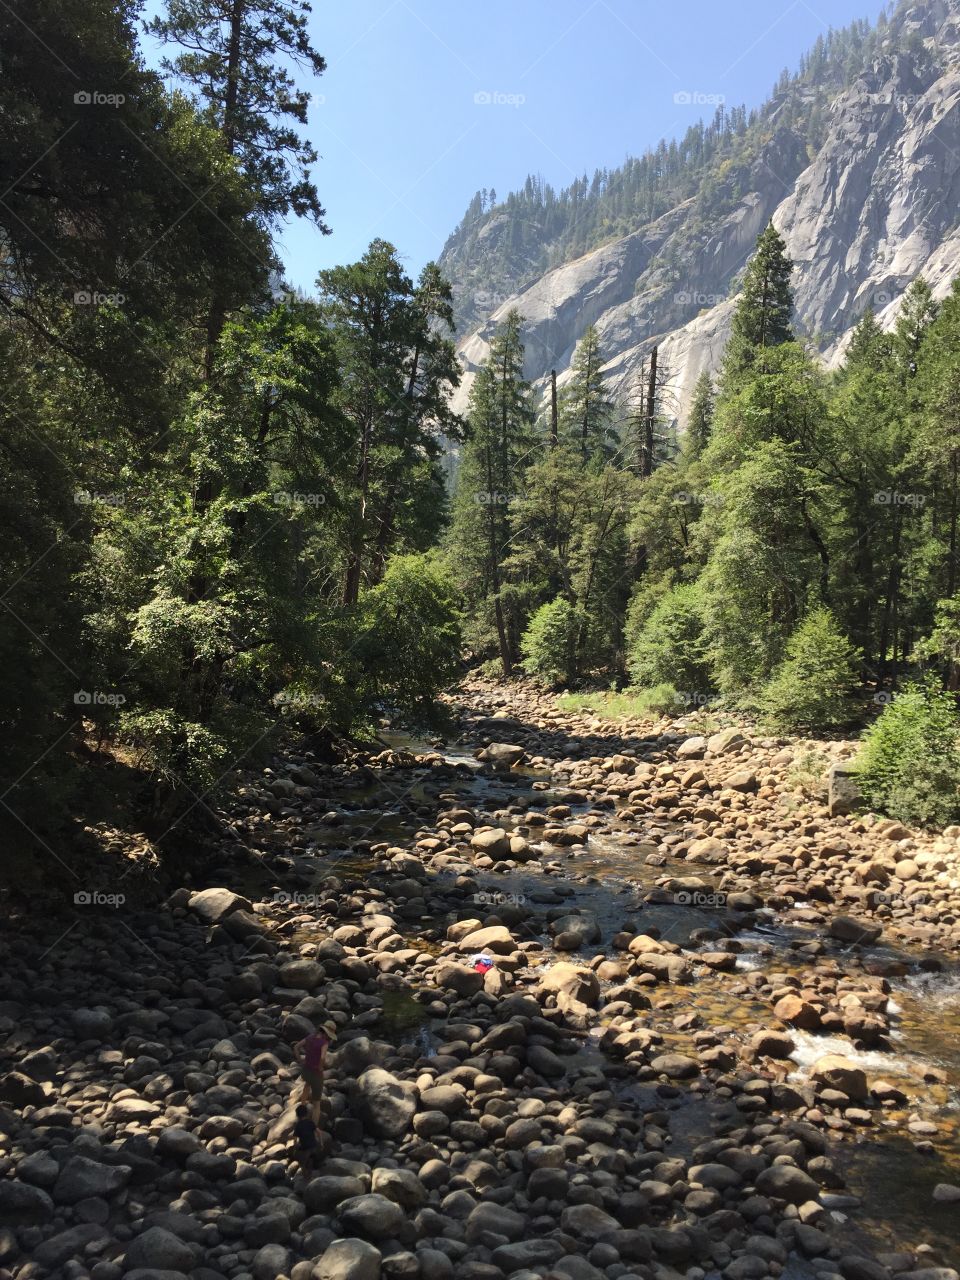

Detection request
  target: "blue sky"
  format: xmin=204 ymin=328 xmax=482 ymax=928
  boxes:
xmin=143 ymin=0 xmax=886 ymax=292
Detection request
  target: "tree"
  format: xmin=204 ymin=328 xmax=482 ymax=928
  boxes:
xmin=685 ymin=371 xmax=715 ymax=458
xmin=148 ymin=0 xmax=328 ymax=227
xmin=447 ymin=311 xmax=535 ymax=676
xmin=722 ymin=222 xmax=795 ymax=384
xmin=318 ymin=243 xmax=462 ymax=606
xmin=759 ymin=607 xmax=861 ymax=731
xmin=560 ymin=325 xmax=615 ymax=458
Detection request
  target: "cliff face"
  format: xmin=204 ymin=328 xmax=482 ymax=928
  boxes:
xmin=441 ymin=0 xmax=960 ymax=424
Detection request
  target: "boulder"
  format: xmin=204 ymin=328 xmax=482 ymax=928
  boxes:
xmin=186 ymin=887 xmax=251 ymax=922
xmin=53 ymin=1155 xmax=131 ymax=1204
xmin=828 ymin=764 xmax=861 ymax=817
xmin=124 ymin=1226 xmax=195 ymax=1271
xmin=354 ymin=1069 xmax=418 ymax=1138
xmin=811 ymin=1054 xmax=869 ymax=1101
xmin=313 ymin=1239 xmax=383 ymax=1280
xmin=707 ymin=728 xmax=747 ymax=756
xmin=755 ymin=1164 xmax=821 ymax=1205
xmin=829 ymin=916 xmax=882 ymax=945
xmin=338 ymin=1193 xmax=404 ymax=1240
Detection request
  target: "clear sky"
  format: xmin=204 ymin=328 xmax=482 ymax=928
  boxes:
xmin=143 ymin=0 xmax=886 ymax=292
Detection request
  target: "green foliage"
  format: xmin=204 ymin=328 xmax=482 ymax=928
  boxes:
xmin=627 ymin=583 xmax=711 ymax=696
xmin=721 ymin=223 xmax=794 ymax=385
xmin=358 ymin=553 xmax=463 ymax=711
xmin=520 ymin=597 xmax=583 ymax=687
xmin=149 ymin=0 xmax=329 ymax=226
xmin=759 ymin=607 xmax=861 ymax=731
xmin=857 ymin=680 xmax=960 ymax=828
xmin=556 ymin=685 xmax=681 ymax=721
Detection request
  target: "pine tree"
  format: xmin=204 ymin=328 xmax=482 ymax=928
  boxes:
xmin=685 ymin=371 xmax=715 ymax=457
xmin=447 ymin=311 xmax=535 ymax=676
xmin=148 ymin=0 xmax=328 ymax=227
xmin=560 ymin=325 xmax=615 ymax=459
xmin=721 ymin=223 xmax=795 ymax=384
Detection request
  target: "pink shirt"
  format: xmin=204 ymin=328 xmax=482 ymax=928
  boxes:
xmin=304 ymin=1032 xmax=329 ymax=1069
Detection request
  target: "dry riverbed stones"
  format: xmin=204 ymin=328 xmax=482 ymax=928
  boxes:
xmin=1 ymin=677 xmax=958 ymax=1280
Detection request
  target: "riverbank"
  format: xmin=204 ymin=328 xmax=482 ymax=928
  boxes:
xmin=2 ymin=675 xmax=960 ymax=1280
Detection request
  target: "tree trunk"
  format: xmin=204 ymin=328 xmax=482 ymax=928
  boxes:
xmin=642 ymin=346 xmax=657 ymax=478
xmin=550 ymin=370 xmax=558 ymax=449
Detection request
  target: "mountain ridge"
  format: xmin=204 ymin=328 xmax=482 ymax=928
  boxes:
xmin=439 ymin=0 xmax=960 ymax=424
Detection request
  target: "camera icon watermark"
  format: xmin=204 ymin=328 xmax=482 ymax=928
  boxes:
xmin=673 ymin=91 xmax=725 ymax=106
xmin=474 ymin=90 xmax=526 ymax=107
xmin=675 ymin=890 xmax=726 ymax=907
xmin=675 ymin=289 xmax=724 ymax=307
xmin=473 ymin=889 xmax=525 ymax=906
xmin=675 ymin=690 xmax=714 ymax=708
xmin=73 ymin=290 xmax=126 ymax=307
xmin=473 ymin=491 xmax=517 ymax=506
xmin=273 ymin=491 xmax=325 ymax=507
xmin=273 ymin=891 xmax=322 ymax=907
xmin=74 ymin=890 xmax=125 ymax=907
xmin=874 ymin=490 xmax=925 ymax=508
xmin=73 ymin=489 xmax=125 ymax=507
xmin=74 ymin=690 xmax=127 ymax=707
xmin=674 ymin=491 xmax=724 ymax=506
xmin=74 ymin=90 xmax=125 ymax=107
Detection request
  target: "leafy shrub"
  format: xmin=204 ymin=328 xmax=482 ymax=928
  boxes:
xmin=857 ymin=679 xmax=960 ymax=827
xmin=759 ymin=607 xmax=861 ymax=731
xmin=520 ymin=596 xmax=583 ymax=686
xmin=358 ymin=552 xmax=463 ymax=711
xmin=632 ymin=683 xmax=683 ymax=718
xmin=627 ymin=582 xmax=711 ymax=700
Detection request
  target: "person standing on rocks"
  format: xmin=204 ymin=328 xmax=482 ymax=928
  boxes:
xmin=294 ymin=1019 xmax=336 ymax=1121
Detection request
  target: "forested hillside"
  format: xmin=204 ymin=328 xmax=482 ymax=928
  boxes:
xmin=440 ymin=11 xmax=886 ymax=334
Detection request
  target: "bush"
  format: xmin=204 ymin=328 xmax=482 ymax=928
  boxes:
xmin=857 ymin=679 xmax=960 ymax=827
xmin=759 ymin=607 xmax=861 ymax=732
xmin=358 ymin=552 xmax=463 ymax=711
xmin=627 ymin=582 xmax=711 ymax=700
xmin=632 ymin=683 xmax=683 ymax=718
xmin=521 ymin=596 xmax=583 ymax=686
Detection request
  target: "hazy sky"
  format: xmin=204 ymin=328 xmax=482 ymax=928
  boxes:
xmin=143 ymin=0 xmax=885 ymax=292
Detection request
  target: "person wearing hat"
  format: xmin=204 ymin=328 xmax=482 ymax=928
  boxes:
xmin=294 ymin=1019 xmax=337 ymax=1122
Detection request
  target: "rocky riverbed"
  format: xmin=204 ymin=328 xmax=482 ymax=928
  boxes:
xmin=3 ymin=676 xmax=960 ymax=1280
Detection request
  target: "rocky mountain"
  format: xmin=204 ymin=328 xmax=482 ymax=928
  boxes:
xmin=439 ymin=0 xmax=960 ymax=426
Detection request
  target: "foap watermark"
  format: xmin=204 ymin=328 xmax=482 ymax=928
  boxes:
xmin=273 ymin=491 xmax=325 ymax=507
xmin=871 ymin=889 xmax=932 ymax=907
xmin=474 ymin=290 xmax=511 ymax=311
xmin=74 ymin=890 xmax=125 ymax=907
xmin=868 ymin=91 xmax=922 ymax=110
xmin=74 ymin=489 xmax=125 ymax=508
xmin=675 ymin=890 xmax=727 ymax=907
xmin=73 ymin=290 xmax=126 ymax=307
xmin=74 ymin=689 xmax=127 ymax=707
xmin=74 ymin=90 xmax=125 ymax=107
xmin=674 ymin=490 xmax=724 ymax=507
xmin=675 ymin=690 xmax=716 ymax=709
xmin=874 ymin=490 xmax=925 ymax=508
xmin=473 ymin=491 xmax=518 ymax=506
xmin=673 ymin=90 xmax=725 ymax=106
xmin=873 ymin=690 xmax=900 ymax=706
xmin=473 ymin=889 xmax=525 ymax=907
xmin=474 ymin=90 xmax=525 ymax=108
xmin=273 ymin=891 xmax=322 ymax=907
xmin=675 ymin=289 xmax=725 ymax=307
xmin=273 ymin=691 xmax=325 ymax=712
